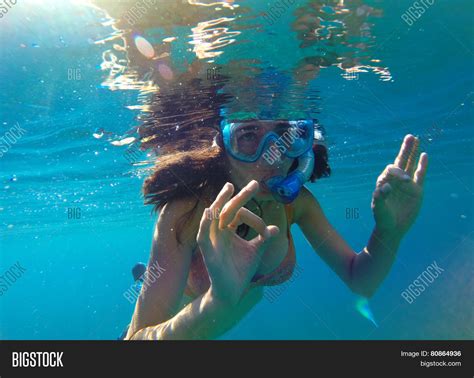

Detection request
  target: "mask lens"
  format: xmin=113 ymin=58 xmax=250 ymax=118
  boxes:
xmin=227 ymin=120 xmax=313 ymax=161
xmin=232 ymin=123 xmax=265 ymax=156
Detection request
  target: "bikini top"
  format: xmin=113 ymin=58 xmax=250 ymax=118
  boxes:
xmin=184 ymin=204 xmax=296 ymax=298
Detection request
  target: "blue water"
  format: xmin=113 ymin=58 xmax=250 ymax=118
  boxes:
xmin=0 ymin=0 xmax=472 ymax=340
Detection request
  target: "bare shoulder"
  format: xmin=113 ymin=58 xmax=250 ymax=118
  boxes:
xmin=292 ymin=186 xmax=324 ymax=224
xmin=159 ymin=197 xmax=205 ymax=224
xmin=155 ymin=197 xmax=206 ymax=248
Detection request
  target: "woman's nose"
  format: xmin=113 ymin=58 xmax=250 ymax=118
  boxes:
xmin=261 ymin=142 xmax=288 ymax=166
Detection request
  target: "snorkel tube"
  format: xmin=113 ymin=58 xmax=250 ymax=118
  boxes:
xmin=265 ymin=148 xmax=315 ymax=204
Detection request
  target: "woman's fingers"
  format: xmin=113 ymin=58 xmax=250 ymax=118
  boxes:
xmin=227 ymin=207 xmax=280 ymax=250
xmin=375 ymin=182 xmax=392 ymax=197
xmin=375 ymin=164 xmax=424 ymax=200
xmin=372 ymin=184 xmax=390 ymax=211
xmin=211 ymin=182 xmax=235 ymax=216
xmin=228 ymin=207 xmax=267 ymax=234
xmin=203 ymin=182 xmax=234 ymax=233
xmin=219 ymin=180 xmax=259 ymax=229
xmin=377 ymin=165 xmax=411 ymax=189
xmin=249 ymin=225 xmax=280 ymax=250
xmin=377 ymin=165 xmax=423 ymax=201
xmin=405 ymin=137 xmax=420 ymax=176
xmin=414 ymin=152 xmax=428 ymax=187
xmin=394 ymin=134 xmax=417 ymax=174
xmin=198 ymin=183 xmax=235 ymax=248
xmin=197 ymin=208 xmax=213 ymax=248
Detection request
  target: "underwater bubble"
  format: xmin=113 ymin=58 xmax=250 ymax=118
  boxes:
xmin=111 ymin=137 xmax=136 ymax=146
xmin=134 ymin=35 xmax=155 ymax=59
xmin=314 ymin=128 xmax=323 ymax=140
xmin=162 ymin=37 xmax=177 ymax=43
xmin=356 ymin=6 xmax=368 ymax=16
xmin=93 ymin=128 xmax=104 ymax=139
xmin=158 ymin=63 xmax=174 ymax=81
xmin=355 ymin=297 xmax=378 ymax=327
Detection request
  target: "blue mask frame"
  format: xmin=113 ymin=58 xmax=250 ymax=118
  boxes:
xmin=221 ymin=119 xmax=314 ymax=163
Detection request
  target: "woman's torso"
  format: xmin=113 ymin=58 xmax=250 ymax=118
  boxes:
xmin=184 ymin=202 xmax=296 ymax=298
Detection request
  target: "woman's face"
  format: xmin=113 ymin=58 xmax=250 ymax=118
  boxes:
xmin=224 ymin=120 xmax=295 ymax=201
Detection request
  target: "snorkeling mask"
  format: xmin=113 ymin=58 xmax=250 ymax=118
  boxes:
xmin=220 ymin=119 xmax=316 ymax=203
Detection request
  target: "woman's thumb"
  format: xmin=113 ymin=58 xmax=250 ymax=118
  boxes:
xmin=264 ymin=225 xmax=280 ymax=239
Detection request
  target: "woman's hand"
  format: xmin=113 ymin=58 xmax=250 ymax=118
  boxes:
xmin=371 ymin=134 xmax=428 ymax=239
xmin=196 ymin=180 xmax=279 ymax=307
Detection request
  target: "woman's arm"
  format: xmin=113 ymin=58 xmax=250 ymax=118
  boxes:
xmin=293 ymin=135 xmax=427 ymax=298
xmin=128 ymin=288 xmax=237 ymax=340
xmin=126 ymin=183 xmax=270 ymax=340
xmin=125 ymin=198 xmax=235 ymax=340
xmin=293 ymin=187 xmax=400 ymax=298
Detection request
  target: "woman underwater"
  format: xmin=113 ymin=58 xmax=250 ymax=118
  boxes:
xmin=87 ymin=0 xmax=428 ymax=340
xmin=124 ymin=114 xmax=428 ymax=340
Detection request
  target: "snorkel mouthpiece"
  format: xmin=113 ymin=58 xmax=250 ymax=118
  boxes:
xmin=265 ymin=149 xmax=315 ymax=204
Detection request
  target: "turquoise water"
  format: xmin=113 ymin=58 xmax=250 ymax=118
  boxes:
xmin=0 ymin=0 xmax=472 ymax=340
